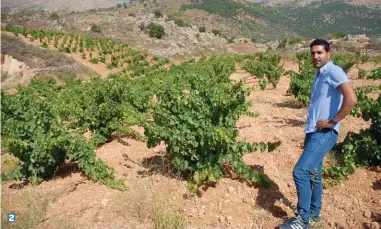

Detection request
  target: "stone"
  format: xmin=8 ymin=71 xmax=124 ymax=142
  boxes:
xmin=370 ymin=222 xmax=380 ymax=229
xmin=363 ymin=209 xmax=372 ymax=219
xmin=198 ymin=205 xmax=206 ymax=216
xmin=226 ymin=216 xmax=233 ymax=224
xmin=101 ymin=198 xmax=108 ymax=207
xmin=242 ymin=198 xmax=252 ymax=204
xmin=227 ymin=186 xmax=235 ymax=193
xmin=358 ymin=36 xmax=370 ymax=43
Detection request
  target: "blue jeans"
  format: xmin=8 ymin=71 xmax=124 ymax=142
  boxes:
xmin=293 ymin=129 xmax=338 ymax=223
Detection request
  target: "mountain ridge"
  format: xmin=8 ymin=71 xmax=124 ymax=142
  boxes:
xmin=2 ymin=0 xmax=380 ymax=41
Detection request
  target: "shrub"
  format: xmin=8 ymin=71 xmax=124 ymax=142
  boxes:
xmin=41 ymin=42 xmax=48 ymax=48
xmin=154 ymin=9 xmax=163 ymax=18
xmin=332 ymin=53 xmax=356 ymax=73
xmin=211 ymin=29 xmax=221 ymax=36
xmin=374 ymin=56 xmax=381 ymax=64
xmin=243 ymin=53 xmax=283 ymax=89
xmin=145 ymin=57 xmax=281 ymax=192
xmin=358 ymin=54 xmax=369 ymax=64
xmin=148 ymin=23 xmax=165 ymax=39
xmin=91 ymin=24 xmax=102 ymax=33
xmin=49 ymin=12 xmax=59 ymax=20
xmin=286 ymin=52 xmax=315 ymax=105
xmin=174 ymin=19 xmax=187 ymax=27
xmin=227 ymin=36 xmax=235 ymax=44
xmin=277 ymin=39 xmax=287 ymax=49
xmin=358 ymin=68 xmax=367 ymax=79
xmin=89 ymin=58 xmax=99 ymax=64
xmin=199 ymin=26 xmax=206 ymax=33
xmin=327 ymin=31 xmax=348 ymax=39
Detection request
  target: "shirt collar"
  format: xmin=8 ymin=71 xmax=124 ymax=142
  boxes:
xmin=318 ymin=61 xmax=332 ymax=74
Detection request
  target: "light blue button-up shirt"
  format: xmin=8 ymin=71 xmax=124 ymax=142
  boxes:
xmin=304 ymin=61 xmax=350 ymax=134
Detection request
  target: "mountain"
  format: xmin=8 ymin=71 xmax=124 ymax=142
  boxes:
xmin=263 ymin=0 xmax=381 ymax=6
xmin=272 ymin=0 xmax=381 ymax=37
xmin=1 ymin=0 xmax=124 ymax=12
xmin=1 ymin=0 xmax=380 ymax=40
xmin=179 ymin=0 xmax=381 ymax=39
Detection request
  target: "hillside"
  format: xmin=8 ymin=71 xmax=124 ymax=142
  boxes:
xmin=275 ymin=0 xmax=381 ymax=37
xmin=1 ymin=33 xmax=96 ymax=89
xmin=2 ymin=0 xmax=380 ymax=40
xmin=1 ymin=0 xmax=119 ymax=12
xmin=180 ymin=0 xmax=381 ymax=39
xmin=1 ymin=5 xmax=381 ymax=228
xmin=1 ymin=30 xmax=381 ymax=228
xmin=265 ymin=0 xmax=381 ymax=6
xmin=0 ymin=9 xmax=239 ymax=59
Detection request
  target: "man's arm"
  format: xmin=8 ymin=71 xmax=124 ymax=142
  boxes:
xmin=332 ymin=82 xmax=358 ymax=122
xmin=317 ymin=82 xmax=357 ymax=131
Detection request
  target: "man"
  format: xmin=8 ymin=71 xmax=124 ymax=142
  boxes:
xmin=279 ymin=39 xmax=358 ymax=229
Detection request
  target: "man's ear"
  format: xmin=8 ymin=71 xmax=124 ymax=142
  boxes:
xmin=327 ymin=52 xmax=331 ymax=59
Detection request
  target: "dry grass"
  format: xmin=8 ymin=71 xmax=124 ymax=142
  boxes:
xmin=250 ymin=208 xmax=275 ymax=229
xmin=155 ymin=207 xmax=186 ymax=229
xmin=1 ymin=155 xmax=21 ymax=175
xmin=275 ymin=98 xmax=305 ymax=109
xmin=1 ymin=189 xmax=60 ymax=229
xmin=1 ymin=34 xmax=74 ymax=68
xmin=112 ymin=176 xmax=186 ymax=229
xmin=1 ymin=71 xmax=12 ymax=83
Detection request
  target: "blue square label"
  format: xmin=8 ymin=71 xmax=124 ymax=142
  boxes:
xmin=8 ymin=213 xmax=16 ymax=222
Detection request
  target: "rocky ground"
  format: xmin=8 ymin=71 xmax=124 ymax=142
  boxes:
xmin=2 ymin=59 xmax=381 ymax=229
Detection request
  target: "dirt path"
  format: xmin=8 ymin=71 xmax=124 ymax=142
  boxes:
xmin=2 ymin=65 xmax=381 ymax=229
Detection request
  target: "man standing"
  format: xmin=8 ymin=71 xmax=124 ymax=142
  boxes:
xmin=279 ymin=39 xmax=357 ymax=229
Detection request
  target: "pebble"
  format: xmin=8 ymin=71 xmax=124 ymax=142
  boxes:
xmin=227 ymin=186 xmax=235 ymax=193
xmin=363 ymin=209 xmax=372 ymax=219
xmin=226 ymin=216 xmax=233 ymax=224
xmin=370 ymin=222 xmax=380 ymax=229
xmin=101 ymin=198 xmax=108 ymax=207
xmin=242 ymin=198 xmax=252 ymax=204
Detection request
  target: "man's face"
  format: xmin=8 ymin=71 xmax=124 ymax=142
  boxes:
xmin=310 ymin=45 xmax=331 ymax=69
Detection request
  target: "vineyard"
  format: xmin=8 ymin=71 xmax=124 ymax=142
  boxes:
xmin=1 ymin=26 xmax=381 ymax=229
xmin=1 ymin=25 xmax=170 ymax=78
xmin=1 ymin=26 xmax=287 ymax=192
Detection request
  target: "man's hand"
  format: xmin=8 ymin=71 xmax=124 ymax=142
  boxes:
xmin=316 ymin=120 xmax=334 ymax=131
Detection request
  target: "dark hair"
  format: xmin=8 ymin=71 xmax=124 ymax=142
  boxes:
xmin=310 ymin=39 xmax=330 ymax=52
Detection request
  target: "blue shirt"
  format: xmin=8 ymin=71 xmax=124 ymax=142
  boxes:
xmin=305 ymin=61 xmax=350 ymax=134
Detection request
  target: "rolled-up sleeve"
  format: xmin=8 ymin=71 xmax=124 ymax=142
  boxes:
xmin=328 ymin=67 xmax=350 ymax=90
